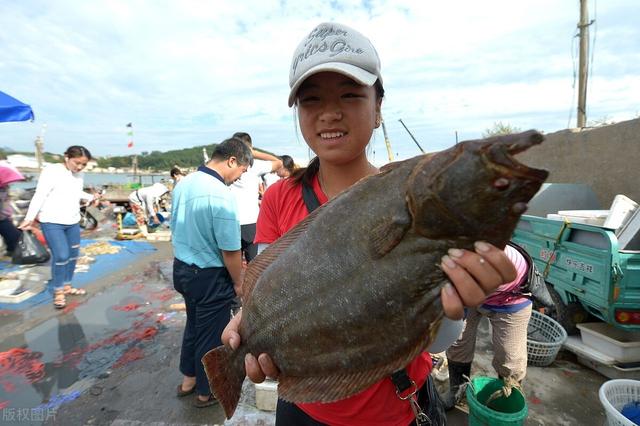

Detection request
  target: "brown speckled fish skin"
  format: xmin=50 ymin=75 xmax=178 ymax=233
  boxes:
xmin=203 ymin=130 xmax=548 ymax=419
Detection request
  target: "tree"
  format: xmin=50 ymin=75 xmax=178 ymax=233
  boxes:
xmin=482 ymin=121 xmax=521 ymax=138
xmin=587 ymin=116 xmax=615 ymax=127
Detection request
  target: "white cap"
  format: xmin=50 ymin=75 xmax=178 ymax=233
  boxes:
xmin=288 ymin=22 xmax=383 ymax=107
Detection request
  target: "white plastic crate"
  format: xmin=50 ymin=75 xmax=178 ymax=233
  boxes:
xmin=578 ymin=323 xmax=640 ymax=363
xmin=599 ymin=379 xmax=640 ymax=426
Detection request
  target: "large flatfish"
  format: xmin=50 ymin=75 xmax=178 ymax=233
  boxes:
xmin=203 ymin=130 xmax=548 ymax=418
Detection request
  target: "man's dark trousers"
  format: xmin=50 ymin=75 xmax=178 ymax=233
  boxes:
xmin=173 ymin=258 xmax=235 ymax=396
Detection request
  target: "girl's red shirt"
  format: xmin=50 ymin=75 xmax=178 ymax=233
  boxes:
xmin=255 ymin=174 xmax=433 ymax=426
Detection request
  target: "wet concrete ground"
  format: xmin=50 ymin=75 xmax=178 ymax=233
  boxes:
xmin=0 ymin=240 xmax=610 ymax=425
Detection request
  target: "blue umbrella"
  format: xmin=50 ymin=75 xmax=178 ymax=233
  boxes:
xmin=0 ymin=90 xmax=35 ymax=123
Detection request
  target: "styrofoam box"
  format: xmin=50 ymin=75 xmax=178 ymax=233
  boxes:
xmin=604 ymin=194 xmax=639 ymax=230
xmin=255 ymin=380 xmax=278 ymax=411
xmin=577 ymin=322 xmax=640 ymax=363
xmin=552 ymin=210 xmax=610 ymax=226
xmin=577 ymin=355 xmax=640 ymax=380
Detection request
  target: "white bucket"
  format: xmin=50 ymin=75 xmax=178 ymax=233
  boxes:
xmin=255 ymin=380 xmax=278 ymax=411
xmin=604 ymin=195 xmax=639 ymax=231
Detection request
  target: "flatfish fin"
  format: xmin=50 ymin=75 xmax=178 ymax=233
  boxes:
xmin=242 ymin=200 xmax=326 ymax=298
xmin=277 ymin=328 xmax=436 ymax=404
xmin=379 ymin=154 xmax=434 ymax=174
xmin=202 ymin=344 xmax=248 ymax=419
xmin=369 ymin=213 xmax=411 ymax=258
xmin=379 ymin=157 xmax=413 ymax=174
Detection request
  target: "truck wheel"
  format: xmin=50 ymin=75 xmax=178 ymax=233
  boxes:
xmin=547 ymin=285 xmax=588 ymax=335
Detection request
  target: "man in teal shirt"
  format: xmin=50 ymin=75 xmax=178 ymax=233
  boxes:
xmin=171 ymin=137 xmax=252 ymax=407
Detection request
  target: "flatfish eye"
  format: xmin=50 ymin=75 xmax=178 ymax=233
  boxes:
xmin=493 ymin=178 xmax=510 ymax=190
xmin=511 ymin=202 xmax=528 ymax=214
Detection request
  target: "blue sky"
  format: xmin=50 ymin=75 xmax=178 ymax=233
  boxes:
xmin=1 ymin=0 xmax=638 ymax=166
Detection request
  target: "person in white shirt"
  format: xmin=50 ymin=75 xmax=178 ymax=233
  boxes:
xmin=19 ymin=146 xmax=94 ymax=309
xmin=229 ymin=132 xmax=282 ymax=262
xmin=262 ymin=154 xmax=296 ymax=189
xmin=127 ymin=182 xmax=169 ymax=237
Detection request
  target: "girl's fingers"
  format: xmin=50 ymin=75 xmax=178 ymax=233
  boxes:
xmin=258 ymin=353 xmax=280 ymax=379
xmin=221 ymin=312 xmax=242 ymax=350
xmin=440 ymin=242 xmax=517 ymax=307
xmin=441 ymin=254 xmax=488 ymax=306
xmin=245 ymin=354 xmax=266 ymax=383
xmin=472 ymin=241 xmax=517 ymax=284
xmin=440 ymin=283 xmax=464 ymax=320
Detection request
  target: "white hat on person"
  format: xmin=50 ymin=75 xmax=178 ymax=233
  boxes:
xmin=288 ymin=22 xmax=383 ymax=107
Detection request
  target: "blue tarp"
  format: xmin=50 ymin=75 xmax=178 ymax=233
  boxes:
xmin=0 ymin=239 xmax=157 ymax=311
xmin=0 ymin=90 xmax=35 ymax=122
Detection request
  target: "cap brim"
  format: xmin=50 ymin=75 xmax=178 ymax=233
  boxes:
xmin=288 ymin=62 xmax=378 ymax=107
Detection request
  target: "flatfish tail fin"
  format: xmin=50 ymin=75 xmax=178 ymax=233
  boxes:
xmin=202 ymin=344 xmax=247 ymax=419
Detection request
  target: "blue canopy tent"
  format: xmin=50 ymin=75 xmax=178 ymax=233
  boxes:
xmin=0 ymin=91 xmax=35 ymax=122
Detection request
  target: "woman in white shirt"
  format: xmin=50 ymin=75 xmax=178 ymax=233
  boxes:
xmin=19 ymin=146 xmax=94 ymax=309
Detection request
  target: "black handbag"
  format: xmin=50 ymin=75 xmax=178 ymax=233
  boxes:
xmin=507 ymin=241 xmax=555 ymax=309
xmin=12 ymin=230 xmax=51 ymax=265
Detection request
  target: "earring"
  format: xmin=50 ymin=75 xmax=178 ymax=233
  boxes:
xmin=375 ymin=117 xmax=381 ymax=127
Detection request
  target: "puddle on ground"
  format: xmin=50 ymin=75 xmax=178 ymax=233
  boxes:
xmin=0 ymin=263 xmax=177 ymax=423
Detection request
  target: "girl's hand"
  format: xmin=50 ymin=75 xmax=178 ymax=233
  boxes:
xmin=221 ymin=311 xmax=280 ymax=383
xmin=440 ymin=241 xmax=516 ymax=320
xmin=18 ymin=220 xmax=34 ymax=230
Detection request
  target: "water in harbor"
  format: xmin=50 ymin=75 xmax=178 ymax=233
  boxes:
xmin=13 ymin=172 xmax=168 ymax=190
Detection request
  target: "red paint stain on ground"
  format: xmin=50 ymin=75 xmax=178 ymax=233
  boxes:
xmin=529 ymin=396 xmax=542 ymax=405
xmin=62 ymin=300 xmax=81 ymax=314
xmin=121 ymin=274 xmax=136 ymax=283
xmin=113 ymin=303 xmax=142 ymax=312
xmin=113 ymin=346 xmax=145 ymax=368
xmin=0 ymin=400 xmax=9 ymax=409
xmin=149 ymin=289 xmax=174 ymax=302
xmin=0 ymin=348 xmax=45 ymax=391
xmin=131 ymin=283 xmax=145 ymax=292
xmin=562 ymin=370 xmax=574 ymax=377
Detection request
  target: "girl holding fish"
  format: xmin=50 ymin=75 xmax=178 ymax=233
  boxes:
xmin=221 ymin=22 xmax=519 ymax=425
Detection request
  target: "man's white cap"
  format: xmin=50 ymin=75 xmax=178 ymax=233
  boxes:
xmin=288 ymin=22 xmax=383 ymax=107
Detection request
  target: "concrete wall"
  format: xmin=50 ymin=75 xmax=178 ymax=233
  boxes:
xmin=516 ymin=117 xmax=640 ymax=208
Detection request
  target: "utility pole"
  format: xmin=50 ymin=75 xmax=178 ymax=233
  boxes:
xmin=380 ymin=117 xmax=394 ymax=162
xmin=577 ymin=0 xmax=592 ymax=128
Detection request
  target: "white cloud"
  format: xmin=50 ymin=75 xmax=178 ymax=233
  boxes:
xmin=1 ymin=0 xmax=638 ymax=164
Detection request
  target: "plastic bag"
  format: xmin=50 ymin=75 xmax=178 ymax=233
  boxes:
xmin=122 ymin=212 xmax=137 ymax=227
xmin=12 ymin=230 xmax=51 ymax=265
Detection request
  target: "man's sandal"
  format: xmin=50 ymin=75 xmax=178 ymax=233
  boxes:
xmin=63 ymin=285 xmax=87 ymax=296
xmin=53 ymin=290 xmax=66 ymax=309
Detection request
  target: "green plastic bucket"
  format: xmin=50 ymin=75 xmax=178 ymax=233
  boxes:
xmin=466 ymin=376 xmax=528 ymax=426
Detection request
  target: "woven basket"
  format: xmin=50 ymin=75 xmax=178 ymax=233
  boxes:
xmin=599 ymin=379 xmax=640 ymax=426
xmin=526 ymin=310 xmax=567 ymax=367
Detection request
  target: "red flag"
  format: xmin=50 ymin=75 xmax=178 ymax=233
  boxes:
xmin=127 ymin=141 xmax=134 ymax=148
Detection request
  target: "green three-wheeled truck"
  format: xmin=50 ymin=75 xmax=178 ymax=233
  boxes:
xmin=512 ymin=215 xmax=640 ymax=334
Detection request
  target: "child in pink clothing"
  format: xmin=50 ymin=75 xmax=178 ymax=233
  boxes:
xmin=443 ymin=245 xmax=533 ymax=410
